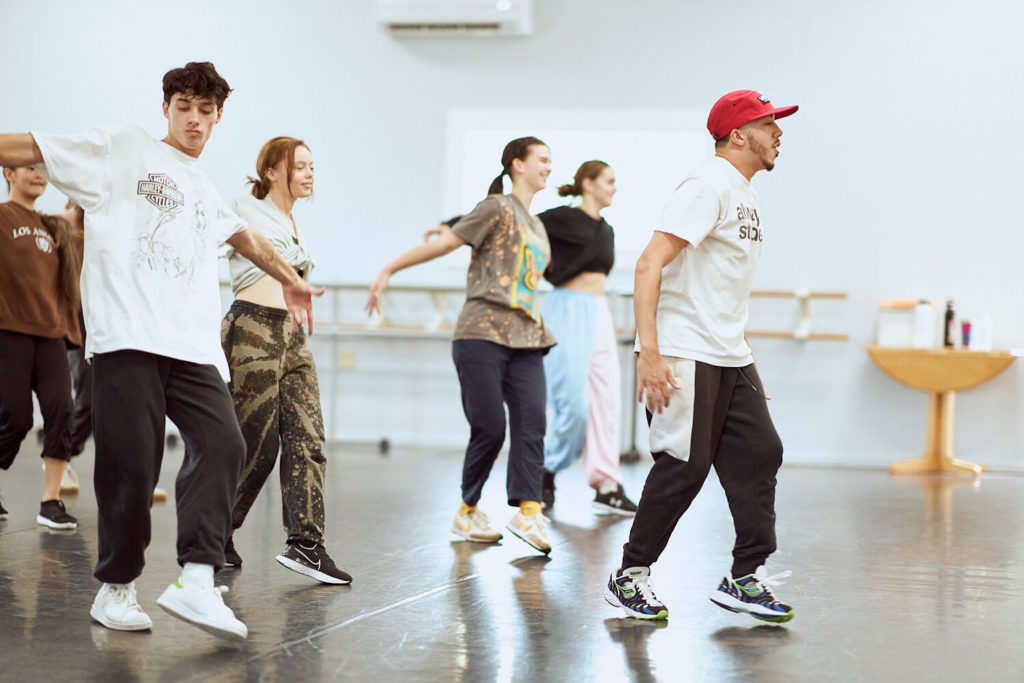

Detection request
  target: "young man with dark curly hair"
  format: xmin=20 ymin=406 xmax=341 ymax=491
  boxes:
xmin=0 ymin=61 xmax=323 ymax=640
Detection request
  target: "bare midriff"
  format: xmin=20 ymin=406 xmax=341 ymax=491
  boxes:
xmin=235 ymin=274 xmax=287 ymax=310
xmin=559 ymin=271 xmax=607 ymax=296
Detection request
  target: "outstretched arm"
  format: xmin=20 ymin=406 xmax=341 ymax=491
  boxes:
xmin=226 ymin=228 xmax=325 ymax=334
xmin=0 ymin=134 xmax=43 ymax=167
xmin=634 ymin=230 xmax=688 ymax=413
xmin=365 ymin=227 xmax=468 ymax=316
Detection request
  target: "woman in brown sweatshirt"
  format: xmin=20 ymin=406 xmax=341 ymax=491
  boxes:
xmin=0 ymin=164 xmax=81 ymax=528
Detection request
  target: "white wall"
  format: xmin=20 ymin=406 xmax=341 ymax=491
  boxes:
xmin=3 ymin=0 xmax=1022 ymax=470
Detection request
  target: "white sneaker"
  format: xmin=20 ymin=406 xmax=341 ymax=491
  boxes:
xmin=61 ymin=463 xmax=80 ymax=494
xmin=451 ymin=508 xmax=502 ymax=543
xmin=90 ymin=582 xmax=153 ymax=631
xmin=156 ymin=579 xmax=248 ymax=641
xmin=505 ymin=511 xmax=552 ymax=554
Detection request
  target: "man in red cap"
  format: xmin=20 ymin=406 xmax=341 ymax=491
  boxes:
xmin=604 ymin=90 xmax=798 ymax=623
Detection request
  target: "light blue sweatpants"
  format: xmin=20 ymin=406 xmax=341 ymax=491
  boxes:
xmin=542 ymin=288 xmax=622 ymax=488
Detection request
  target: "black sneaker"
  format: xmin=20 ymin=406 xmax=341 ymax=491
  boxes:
xmin=541 ymin=470 xmax=556 ymax=508
xmin=275 ymin=542 xmax=352 ymax=585
xmin=224 ymin=536 xmax=242 ymax=568
xmin=593 ymin=484 xmax=638 ymax=516
xmin=37 ymin=499 xmax=78 ymax=530
xmin=0 ymin=494 xmax=8 ymax=520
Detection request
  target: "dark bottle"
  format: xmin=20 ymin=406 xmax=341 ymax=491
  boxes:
xmin=943 ymin=300 xmax=955 ymax=347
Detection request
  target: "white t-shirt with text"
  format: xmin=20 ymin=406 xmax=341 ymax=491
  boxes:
xmin=34 ymin=126 xmax=246 ymax=380
xmin=640 ymin=156 xmax=764 ymax=367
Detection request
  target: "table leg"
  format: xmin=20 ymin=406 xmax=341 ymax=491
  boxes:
xmin=889 ymin=391 xmax=986 ymax=475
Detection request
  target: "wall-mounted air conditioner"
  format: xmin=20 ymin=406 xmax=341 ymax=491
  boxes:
xmin=377 ymin=0 xmax=534 ymax=37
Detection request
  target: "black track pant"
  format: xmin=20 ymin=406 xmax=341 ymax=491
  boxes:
xmin=0 ymin=330 xmax=71 ymax=469
xmin=621 ymin=360 xmax=783 ymax=578
xmin=91 ymin=350 xmax=245 ymax=583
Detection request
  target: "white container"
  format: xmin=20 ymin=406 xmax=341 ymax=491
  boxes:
xmin=912 ymin=300 xmax=939 ymax=348
xmin=877 ymin=300 xmax=915 ymax=347
xmin=973 ymin=313 xmax=994 ymax=351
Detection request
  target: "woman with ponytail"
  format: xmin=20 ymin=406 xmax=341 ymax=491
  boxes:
xmin=537 ymin=161 xmax=638 ymax=515
xmin=366 ymin=136 xmax=557 ymax=554
xmin=218 ymin=136 xmax=351 ymax=585
xmin=0 ymin=164 xmax=81 ymax=528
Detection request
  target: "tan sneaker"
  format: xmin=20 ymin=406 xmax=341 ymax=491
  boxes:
xmin=451 ymin=508 xmax=502 ymax=543
xmin=505 ymin=511 xmax=551 ymax=554
xmin=152 ymin=487 xmax=168 ymax=502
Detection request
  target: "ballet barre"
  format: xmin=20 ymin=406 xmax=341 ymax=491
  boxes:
xmin=745 ymin=290 xmax=848 ymax=341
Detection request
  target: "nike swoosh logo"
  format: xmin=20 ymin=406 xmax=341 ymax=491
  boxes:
xmin=296 ymin=548 xmax=321 ymax=570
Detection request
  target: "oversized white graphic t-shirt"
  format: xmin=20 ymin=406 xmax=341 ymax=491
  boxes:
xmin=641 ymin=156 xmax=764 ymax=367
xmin=34 ymin=126 xmax=247 ymax=379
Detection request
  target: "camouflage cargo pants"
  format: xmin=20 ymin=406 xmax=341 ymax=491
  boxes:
xmin=221 ymin=300 xmax=327 ymax=546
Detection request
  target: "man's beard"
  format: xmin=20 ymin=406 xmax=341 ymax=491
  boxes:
xmin=749 ymin=136 xmax=775 ymax=172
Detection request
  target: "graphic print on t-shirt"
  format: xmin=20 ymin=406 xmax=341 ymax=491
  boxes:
xmin=10 ymin=225 xmax=56 ymax=254
xmin=507 ymin=228 xmax=550 ymax=322
xmin=737 ymin=203 xmax=763 ymax=242
xmin=135 ymin=172 xmax=210 ymax=284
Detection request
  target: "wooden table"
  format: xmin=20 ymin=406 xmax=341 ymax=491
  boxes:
xmin=864 ymin=346 xmax=1016 ymax=474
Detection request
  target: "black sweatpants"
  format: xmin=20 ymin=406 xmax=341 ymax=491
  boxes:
xmin=67 ymin=310 xmax=92 ymax=456
xmin=91 ymin=350 xmax=245 ymax=584
xmin=0 ymin=329 xmax=72 ymax=470
xmin=621 ymin=361 xmax=783 ymax=578
xmin=452 ymin=339 xmax=546 ymax=507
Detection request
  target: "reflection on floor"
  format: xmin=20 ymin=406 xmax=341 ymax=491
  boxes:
xmin=2 ymin=440 xmax=1024 ymax=681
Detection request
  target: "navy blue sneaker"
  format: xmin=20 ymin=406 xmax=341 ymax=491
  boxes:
xmin=605 ymin=566 xmax=668 ymax=620
xmin=709 ymin=566 xmax=794 ymax=623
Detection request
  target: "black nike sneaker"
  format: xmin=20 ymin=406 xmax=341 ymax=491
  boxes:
xmin=275 ymin=542 xmax=352 ymax=585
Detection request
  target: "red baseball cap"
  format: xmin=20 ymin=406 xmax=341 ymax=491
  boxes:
xmin=707 ymin=90 xmax=798 ymax=140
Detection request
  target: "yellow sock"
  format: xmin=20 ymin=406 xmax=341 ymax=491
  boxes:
xmin=520 ymin=500 xmax=541 ymax=517
xmin=458 ymin=501 xmax=475 ymax=516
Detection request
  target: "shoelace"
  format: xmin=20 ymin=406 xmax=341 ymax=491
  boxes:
xmin=113 ymin=583 xmax=141 ymax=609
xmin=469 ymin=510 xmax=491 ymax=527
xmin=754 ymin=569 xmax=792 ymax=589
xmin=632 ymin=575 xmax=662 ymax=606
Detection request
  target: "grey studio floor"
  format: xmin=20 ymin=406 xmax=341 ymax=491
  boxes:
xmin=2 ymin=437 xmax=1024 ymax=682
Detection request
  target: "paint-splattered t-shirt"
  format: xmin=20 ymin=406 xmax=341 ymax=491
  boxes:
xmin=451 ymin=194 xmax=556 ymax=349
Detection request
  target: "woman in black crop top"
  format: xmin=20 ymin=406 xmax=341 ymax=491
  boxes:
xmin=537 ymin=161 xmax=637 ymax=515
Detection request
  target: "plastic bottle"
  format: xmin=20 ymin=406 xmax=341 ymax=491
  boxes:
xmin=943 ymin=300 xmax=955 ymax=348
xmin=912 ymin=300 xmax=936 ymax=348
xmin=975 ymin=313 xmax=994 ymax=351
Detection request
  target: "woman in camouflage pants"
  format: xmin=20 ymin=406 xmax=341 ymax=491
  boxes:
xmin=221 ymin=137 xmax=350 ymax=585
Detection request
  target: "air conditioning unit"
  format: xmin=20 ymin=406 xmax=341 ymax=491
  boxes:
xmin=377 ymin=0 xmax=534 ymax=37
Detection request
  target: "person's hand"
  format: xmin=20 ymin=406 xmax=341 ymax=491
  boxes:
xmin=636 ymin=351 xmax=680 ymax=413
xmin=282 ymin=279 xmax=325 ymax=334
xmin=365 ymin=270 xmax=391 ymax=316
xmin=422 ymin=223 xmax=448 ymax=242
